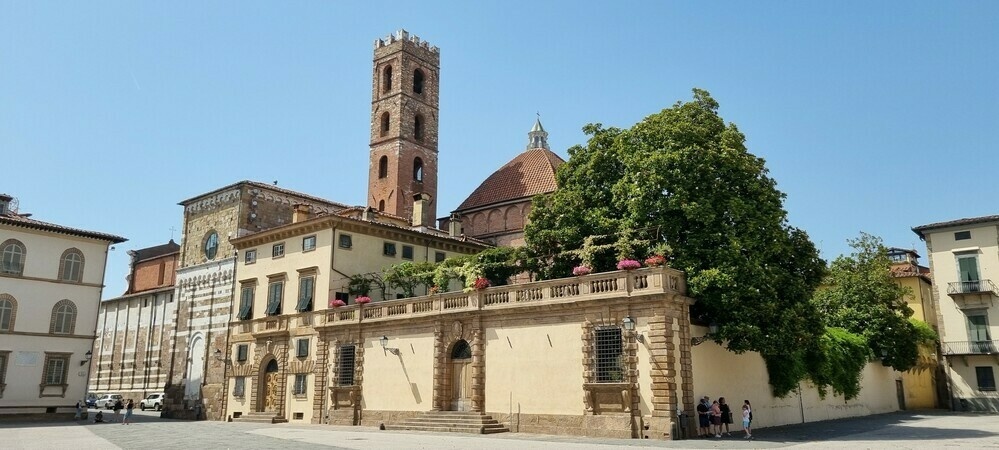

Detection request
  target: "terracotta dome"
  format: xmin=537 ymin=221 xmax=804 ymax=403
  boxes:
xmin=456 ymin=147 xmax=564 ymax=211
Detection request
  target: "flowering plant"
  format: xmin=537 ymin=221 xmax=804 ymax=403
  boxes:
xmin=329 ymin=299 xmax=346 ymax=308
xmin=428 ymin=285 xmax=440 ymax=294
xmin=473 ymin=277 xmax=491 ymax=291
xmin=572 ymin=265 xmax=593 ymax=276
xmin=616 ymin=259 xmax=642 ymax=271
xmin=644 ymin=255 xmax=667 ymax=267
xmin=355 ymin=296 xmax=372 ymax=305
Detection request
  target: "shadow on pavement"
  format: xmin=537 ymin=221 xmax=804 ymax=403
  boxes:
xmin=744 ymin=410 xmax=996 ymax=444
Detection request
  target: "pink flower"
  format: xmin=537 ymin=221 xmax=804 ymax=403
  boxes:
xmin=329 ymin=299 xmax=346 ymax=308
xmin=572 ymin=266 xmax=593 ymax=276
xmin=616 ymin=259 xmax=641 ymax=271
xmin=355 ymin=296 xmax=372 ymax=304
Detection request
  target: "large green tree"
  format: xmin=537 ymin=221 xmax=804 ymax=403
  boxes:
xmin=525 ymin=89 xmax=827 ymax=395
xmin=812 ymin=232 xmax=921 ymax=372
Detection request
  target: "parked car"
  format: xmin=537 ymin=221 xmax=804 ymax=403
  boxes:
xmin=95 ymin=394 xmax=123 ymax=409
xmin=85 ymin=392 xmax=100 ymax=408
xmin=140 ymin=393 xmax=165 ymax=411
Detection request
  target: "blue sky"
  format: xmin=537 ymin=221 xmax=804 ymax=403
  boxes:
xmin=2 ymin=1 xmax=997 ymax=298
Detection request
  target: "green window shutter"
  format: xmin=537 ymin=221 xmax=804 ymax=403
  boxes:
xmin=968 ymin=315 xmax=990 ymax=342
xmin=297 ymin=277 xmax=314 ymax=312
xmin=958 ymin=257 xmax=980 ymax=282
xmin=238 ymin=287 xmax=253 ymax=320
xmin=267 ymin=282 xmax=283 ymax=315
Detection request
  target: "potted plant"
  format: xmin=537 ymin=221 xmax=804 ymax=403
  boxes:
xmin=572 ymin=265 xmax=593 ymax=276
xmin=355 ymin=296 xmax=372 ymax=305
xmin=644 ymin=255 xmax=667 ymax=267
xmin=473 ymin=277 xmax=491 ymax=291
xmin=616 ymin=259 xmax=641 ymax=271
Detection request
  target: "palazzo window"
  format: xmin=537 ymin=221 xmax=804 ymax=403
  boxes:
xmin=233 ymin=376 xmax=246 ymax=397
xmin=296 ymin=338 xmax=309 ymax=358
xmin=383 ymin=242 xmax=396 ymax=257
xmin=296 ymin=275 xmax=315 ymax=312
xmin=593 ymin=327 xmax=624 ymax=383
xmin=238 ymin=285 xmax=254 ymax=321
xmin=977 ymin=367 xmax=997 ymax=391
xmin=59 ymin=248 xmax=85 ymax=282
xmin=266 ymin=280 xmax=284 ymax=316
xmin=338 ymin=234 xmax=353 ymax=249
xmin=0 ymin=239 xmax=25 ymax=275
xmin=42 ymin=353 xmax=69 ymax=386
xmin=336 ymin=345 xmax=356 ymax=386
xmin=245 ymin=249 xmax=257 ymax=265
xmin=402 ymin=245 xmax=414 ymax=260
xmin=0 ymin=350 xmax=8 ymax=398
xmin=293 ymin=374 xmax=308 ymax=396
xmin=50 ymin=300 xmax=77 ymax=335
xmin=272 ymin=243 xmax=285 ymax=258
xmin=0 ymin=294 xmax=15 ymax=332
xmin=236 ymin=344 xmax=248 ymax=363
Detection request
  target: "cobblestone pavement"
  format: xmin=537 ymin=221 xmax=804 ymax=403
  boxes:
xmin=2 ymin=410 xmax=997 ymax=449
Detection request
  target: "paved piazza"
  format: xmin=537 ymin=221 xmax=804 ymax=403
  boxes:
xmin=1 ymin=410 xmax=996 ymax=449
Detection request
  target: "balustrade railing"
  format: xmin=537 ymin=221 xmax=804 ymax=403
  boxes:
xmin=947 ymin=279 xmax=998 ymax=296
xmin=942 ymin=340 xmax=999 ymax=355
xmin=237 ymin=267 xmax=685 ymax=333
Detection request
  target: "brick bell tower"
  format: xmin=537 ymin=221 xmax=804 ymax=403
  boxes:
xmin=368 ymin=30 xmax=439 ymax=225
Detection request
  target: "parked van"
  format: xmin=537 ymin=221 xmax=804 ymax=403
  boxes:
xmin=95 ymin=394 xmax=123 ymax=409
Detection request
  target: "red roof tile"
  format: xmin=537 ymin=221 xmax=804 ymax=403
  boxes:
xmin=456 ymin=148 xmax=564 ymax=212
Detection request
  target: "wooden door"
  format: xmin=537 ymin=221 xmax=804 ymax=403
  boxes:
xmin=451 ymin=360 xmax=472 ymax=411
xmin=259 ymin=359 xmax=280 ymax=412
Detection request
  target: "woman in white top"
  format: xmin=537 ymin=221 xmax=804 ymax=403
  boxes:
xmin=742 ymin=400 xmax=753 ymax=440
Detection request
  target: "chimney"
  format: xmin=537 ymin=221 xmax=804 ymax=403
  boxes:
xmin=412 ymin=193 xmax=433 ymax=227
xmin=363 ymin=207 xmax=377 ymax=221
xmin=448 ymin=213 xmax=462 ymax=237
xmin=292 ymin=204 xmax=312 ymax=223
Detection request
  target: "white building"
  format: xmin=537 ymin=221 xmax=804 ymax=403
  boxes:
xmin=914 ymin=215 xmax=999 ymax=412
xmin=0 ymin=193 xmax=125 ymax=415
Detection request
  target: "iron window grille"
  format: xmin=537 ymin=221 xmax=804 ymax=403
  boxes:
xmin=293 ymin=374 xmax=307 ymax=395
xmin=233 ymin=377 xmax=245 ymax=397
xmin=297 ymin=339 xmax=309 ymax=358
xmin=236 ymin=345 xmax=248 ymax=363
xmin=296 ymin=277 xmax=314 ymax=312
xmin=238 ymin=286 xmax=254 ymax=320
xmin=337 ymin=345 xmax=356 ymax=386
xmin=266 ymin=281 xmax=283 ymax=315
xmin=593 ymin=327 xmax=625 ymax=383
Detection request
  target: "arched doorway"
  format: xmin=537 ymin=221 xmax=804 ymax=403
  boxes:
xmin=257 ymin=357 xmax=280 ymax=412
xmin=450 ymin=340 xmax=472 ymax=411
xmin=184 ymin=334 xmax=205 ymax=400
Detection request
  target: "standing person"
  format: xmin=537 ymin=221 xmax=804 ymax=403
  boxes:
xmin=696 ymin=396 xmax=711 ymax=438
xmin=123 ymin=399 xmax=134 ymax=425
xmin=742 ymin=399 xmax=753 ymax=440
xmin=74 ymin=401 xmax=82 ymax=420
xmin=719 ymin=397 xmax=732 ymax=436
xmin=112 ymin=399 xmax=123 ymax=423
xmin=710 ymin=400 xmax=722 ymax=438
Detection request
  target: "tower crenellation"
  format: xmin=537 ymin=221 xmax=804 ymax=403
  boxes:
xmin=373 ymin=29 xmax=440 ymax=54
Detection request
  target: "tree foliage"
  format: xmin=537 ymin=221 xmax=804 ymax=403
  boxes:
xmin=812 ymin=232 xmax=920 ymax=372
xmin=524 ymin=90 xmax=827 ymax=394
xmin=384 ymin=262 xmax=436 ymax=298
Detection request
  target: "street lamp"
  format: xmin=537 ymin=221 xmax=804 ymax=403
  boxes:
xmin=80 ymin=350 xmax=93 ymax=366
xmin=380 ymin=335 xmax=389 ymax=349
xmin=622 ymin=316 xmax=644 ymax=343
xmin=691 ymin=322 xmax=719 ymax=346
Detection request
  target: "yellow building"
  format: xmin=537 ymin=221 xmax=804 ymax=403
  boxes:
xmin=887 ymin=247 xmax=941 ymax=409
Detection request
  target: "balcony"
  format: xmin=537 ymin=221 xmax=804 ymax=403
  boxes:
xmin=947 ymin=279 xmax=998 ymax=296
xmin=316 ymin=266 xmax=687 ymax=328
xmin=942 ymin=340 xmax=999 ymax=356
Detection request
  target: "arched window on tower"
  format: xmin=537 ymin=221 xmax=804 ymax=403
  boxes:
xmin=380 ymin=112 xmax=390 ymax=137
xmin=378 ymin=156 xmax=388 ymax=179
xmin=414 ymin=114 xmax=424 ymax=140
xmin=413 ymin=68 xmax=424 ymax=94
xmin=413 ymin=157 xmax=424 ymax=182
xmin=383 ymin=65 xmax=393 ymax=93
xmin=378 ymin=200 xmax=385 ymax=211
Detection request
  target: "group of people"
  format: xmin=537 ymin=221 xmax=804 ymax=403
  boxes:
xmin=76 ymin=398 xmax=136 ymax=425
xmin=695 ymin=396 xmax=752 ymax=440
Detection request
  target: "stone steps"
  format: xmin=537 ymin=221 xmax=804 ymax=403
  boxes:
xmin=232 ymin=412 xmax=288 ymax=424
xmin=386 ymin=411 xmax=509 ymax=434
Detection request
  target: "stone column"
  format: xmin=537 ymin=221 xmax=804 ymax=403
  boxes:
xmin=431 ymin=322 xmax=446 ymax=411
xmin=647 ymin=311 xmax=675 ymax=439
xmin=470 ymin=326 xmax=485 ymax=412
xmin=311 ymin=334 xmax=330 ymax=423
xmin=678 ymin=303 xmax=695 ymax=430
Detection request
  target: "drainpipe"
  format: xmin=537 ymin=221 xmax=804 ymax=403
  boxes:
xmin=220 ymin=252 xmax=239 ymax=421
xmin=87 ymin=243 xmax=113 ymax=403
